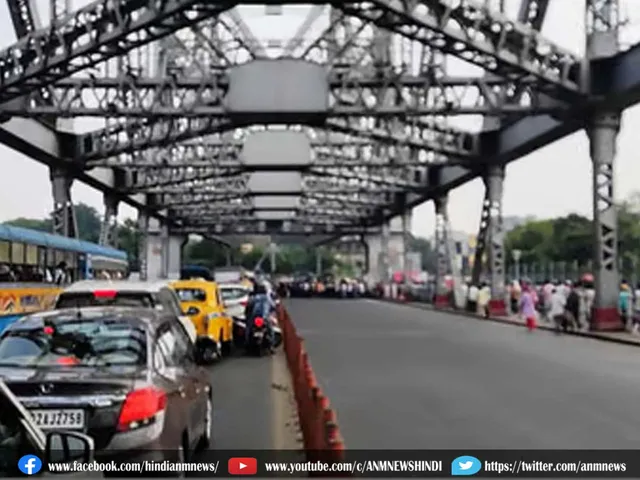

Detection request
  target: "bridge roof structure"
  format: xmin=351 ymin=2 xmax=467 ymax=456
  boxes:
xmin=0 ymin=0 xmax=637 ymax=241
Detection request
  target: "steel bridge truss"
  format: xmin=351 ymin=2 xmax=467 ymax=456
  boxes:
xmin=0 ymin=0 xmax=586 ymax=236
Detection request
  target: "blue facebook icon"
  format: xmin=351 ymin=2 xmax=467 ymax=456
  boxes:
xmin=451 ymin=456 xmax=482 ymax=476
xmin=18 ymin=455 xmax=42 ymax=475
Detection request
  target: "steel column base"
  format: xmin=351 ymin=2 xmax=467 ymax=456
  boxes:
xmin=488 ymin=299 xmax=507 ymax=317
xmin=434 ymin=294 xmax=450 ymax=309
xmin=591 ymin=307 xmax=624 ymax=331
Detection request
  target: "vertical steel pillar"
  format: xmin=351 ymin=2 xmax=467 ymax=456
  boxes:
xmin=380 ymin=221 xmax=390 ymax=284
xmin=98 ymin=196 xmax=119 ymax=247
xmin=471 ymin=189 xmax=490 ymax=285
xmin=586 ymin=0 xmax=622 ymax=330
xmin=137 ymin=212 xmax=149 ymax=281
xmin=434 ymin=196 xmax=450 ymax=307
xmin=401 ymin=211 xmax=411 ymax=287
xmin=588 ymin=111 xmax=621 ymax=329
xmin=50 ymin=169 xmax=78 ymax=238
xmin=225 ymin=249 xmax=232 ymax=266
xmin=486 ymin=165 xmax=507 ymax=315
xmin=316 ymin=248 xmax=322 ymax=276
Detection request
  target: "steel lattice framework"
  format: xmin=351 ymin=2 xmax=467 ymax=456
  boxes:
xmin=0 ymin=0 xmax=587 ymax=237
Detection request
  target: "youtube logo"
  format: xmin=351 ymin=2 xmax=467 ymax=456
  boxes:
xmin=228 ymin=457 xmax=258 ymax=475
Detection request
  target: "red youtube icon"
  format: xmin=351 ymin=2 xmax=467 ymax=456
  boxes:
xmin=228 ymin=457 xmax=258 ymax=475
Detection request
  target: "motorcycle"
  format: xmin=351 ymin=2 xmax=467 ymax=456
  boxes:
xmin=246 ymin=315 xmax=273 ymax=356
xmin=233 ymin=313 xmax=282 ymax=353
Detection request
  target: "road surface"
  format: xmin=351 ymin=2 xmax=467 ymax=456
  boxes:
xmin=285 ymin=298 xmax=640 ymax=449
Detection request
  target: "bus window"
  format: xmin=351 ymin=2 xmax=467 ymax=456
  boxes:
xmin=54 ymin=250 xmax=65 ymax=265
xmin=46 ymin=248 xmax=55 ymax=267
xmin=0 ymin=242 xmax=9 ymax=263
xmin=10 ymin=242 xmax=24 ymax=265
xmin=25 ymin=245 xmax=37 ymax=266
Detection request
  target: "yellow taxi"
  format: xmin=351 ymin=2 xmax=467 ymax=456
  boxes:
xmin=171 ymin=279 xmax=234 ymax=361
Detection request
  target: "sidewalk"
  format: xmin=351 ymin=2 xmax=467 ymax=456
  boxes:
xmin=378 ymin=298 xmax=640 ymax=347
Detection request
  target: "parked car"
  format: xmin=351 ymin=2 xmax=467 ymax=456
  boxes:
xmin=219 ymin=283 xmax=250 ymax=320
xmin=54 ymin=280 xmax=197 ymax=343
xmin=0 ymin=378 xmax=94 ymax=476
xmin=0 ymin=307 xmax=212 ymax=475
xmin=171 ymin=279 xmax=235 ymax=361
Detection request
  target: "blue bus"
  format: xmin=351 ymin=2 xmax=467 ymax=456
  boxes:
xmin=0 ymin=224 xmax=128 ymax=331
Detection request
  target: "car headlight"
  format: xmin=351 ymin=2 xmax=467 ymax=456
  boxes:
xmin=207 ymin=312 xmax=221 ymax=320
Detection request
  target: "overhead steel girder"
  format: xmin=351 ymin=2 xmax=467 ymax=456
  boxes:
xmin=324 ymin=116 xmax=478 ymax=158
xmin=337 ymin=0 xmax=583 ymax=94
xmin=173 ymin=205 xmax=373 ymax=219
xmin=77 ymin=112 xmax=476 ymax=161
xmin=3 ymin=71 xmax=569 ymax=117
xmin=158 ymin=191 xmax=389 ymax=208
xmin=171 ymin=223 xmax=381 ymax=237
xmin=89 ymin=131 xmax=469 ymax=170
xmin=135 ymin=170 xmax=421 ymax=195
xmin=0 ymin=0 xmax=236 ymax=103
xmin=303 ymin=192 xmax=390 ymax=207
xmin=186 ymin=215 xmax=356 ymax=226
xmin=308 ymin=167 xmax=423 ymax=189
xmin=127 ymin=171 xmax=249 ymax=193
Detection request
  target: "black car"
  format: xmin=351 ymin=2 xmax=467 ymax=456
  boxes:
xmin=0 ymin=307 xmax=212 ymax=473
xmin=0 ymin=378 xmax=94 ymax=476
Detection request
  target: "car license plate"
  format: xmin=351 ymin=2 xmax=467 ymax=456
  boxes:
xmin=30 ymin=409 xmax=85 ymax=430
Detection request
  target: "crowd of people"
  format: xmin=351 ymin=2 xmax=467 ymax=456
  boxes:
xmin=459 ymin=278 xmax=640 ymax=333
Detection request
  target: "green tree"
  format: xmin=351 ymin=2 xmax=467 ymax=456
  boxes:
xmin=504 ymin=193 xmax=640 ymax=276
xmin=74 ymin=203 xmax=102 ymax=243
xmin=4 ymin=217 xmax=52 ymax=231
xmin=408 ymin=235 xmax=436 ymax=271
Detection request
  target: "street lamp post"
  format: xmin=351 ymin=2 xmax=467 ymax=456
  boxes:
xmin=512 ymin=250 xmax=522 ymax=281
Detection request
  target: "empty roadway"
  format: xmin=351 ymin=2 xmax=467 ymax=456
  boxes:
xmin=285 ymin=298 xmax=640 ymax=449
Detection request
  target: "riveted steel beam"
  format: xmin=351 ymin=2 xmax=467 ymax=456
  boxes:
xmin=337 ymin=0 xmax=583 ymax=94
xmin=0 ymin=0 xmax=236 ymax=102
xmin=4 ymin=71 xmax=568 ymax=118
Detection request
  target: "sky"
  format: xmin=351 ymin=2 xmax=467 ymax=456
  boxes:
xmin=1 ymin=1 xmax=640 ymax=239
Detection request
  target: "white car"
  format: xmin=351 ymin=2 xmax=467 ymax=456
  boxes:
xmin=219 ymin=283 xmax=251 ymax=319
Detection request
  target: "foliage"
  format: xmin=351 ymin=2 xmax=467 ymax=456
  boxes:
xmin=408 ymin=235 xmax=437 ymax=271
xmin=505 ymin=194 xmax=640 ymax=271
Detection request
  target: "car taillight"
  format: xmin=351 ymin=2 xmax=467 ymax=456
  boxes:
xmin=117 ymin=387 xmax=167 ymax=432
xmin=94 ymin=290 xmax=117 ymax=298
xmin=254 ymin=317 xmax=265 ymax=328
xmin=240 ymin=300 xmax=247 ymax=307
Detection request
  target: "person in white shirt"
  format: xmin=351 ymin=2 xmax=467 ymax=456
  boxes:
xmin=467 ymin=284 xmax=479 ymax=313
xmin=549 ymin=287 xmax=567 ymax=331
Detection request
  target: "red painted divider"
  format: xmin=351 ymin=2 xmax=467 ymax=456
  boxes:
xmin=277 ymin=305 xmax=349 ymax=474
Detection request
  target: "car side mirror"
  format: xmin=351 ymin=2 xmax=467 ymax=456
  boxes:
xmin=185 ymin=306 xmax=199 ymax=316
xmin=45 ymin=431 xmax=94 ymax=468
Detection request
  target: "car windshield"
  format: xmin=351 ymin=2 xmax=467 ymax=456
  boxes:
xmin=175 ymin=288 xmax=207 ymax=302
xmin=56 ymin=292 xmax=154 ymax=309
xmin=0 ymin=317 xmax=147 ymax=367
xmin=220 ymin=288 xmax=247 ymax=301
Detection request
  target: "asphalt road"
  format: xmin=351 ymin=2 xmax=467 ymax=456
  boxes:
xmin=210 ymin=350 xmax=276 ymax=451
xmin=285 ymin=298 xmax=640 ymax=449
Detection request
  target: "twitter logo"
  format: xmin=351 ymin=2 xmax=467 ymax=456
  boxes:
xmin=451 ymin=456 xmax=482 ymax=476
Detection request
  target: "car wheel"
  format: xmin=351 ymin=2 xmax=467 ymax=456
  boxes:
xmin=201 ymin=343 xmax=217 ymax=364
xmin=221 ymin=340 xmax=232 ymax=356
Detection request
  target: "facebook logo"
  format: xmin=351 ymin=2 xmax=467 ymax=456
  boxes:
xmin=18 ymin=455 xmax=42 ymax=475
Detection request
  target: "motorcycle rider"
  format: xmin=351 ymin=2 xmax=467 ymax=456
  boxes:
xmin=245 ymin=280 xmax=276 ymax=351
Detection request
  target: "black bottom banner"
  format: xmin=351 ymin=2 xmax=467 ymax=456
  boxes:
xmin=14 ymin=449 xmax=640 ymax=477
